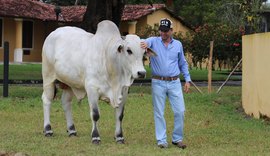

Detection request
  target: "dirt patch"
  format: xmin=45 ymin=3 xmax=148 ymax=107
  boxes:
xmin=0 ymin=151 xmax=29 ymax=156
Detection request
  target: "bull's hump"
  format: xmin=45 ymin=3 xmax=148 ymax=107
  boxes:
xmin=96 ymin=20 xmax=120 ymax=37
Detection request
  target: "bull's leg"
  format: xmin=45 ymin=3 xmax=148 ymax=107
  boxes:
xmin=115 ymin=105 xmax=125 ymax=144
xmin=61 ymin=88 xmax=77 ymax=137
xmin=114 ymin=86 xmax=128 ymax=144
xmin=90 ymin=102 xmax=101 ymax=144
xmin=42 ymin=83 xmax=55 ymax=137
xmin=86 ymin=89 xmax=101 ymax=144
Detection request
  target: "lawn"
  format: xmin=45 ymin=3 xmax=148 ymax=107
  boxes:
xmin=0 ymin=64 xmax=42 ymax=80
xmin=0 ymin=85 xmax=269 ymax=156
xmin=0 ymin=64 xmax=241 ymax=81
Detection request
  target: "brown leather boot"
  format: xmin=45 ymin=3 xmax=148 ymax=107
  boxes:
xmin=172 ymin=141 xmax=187 ymax=149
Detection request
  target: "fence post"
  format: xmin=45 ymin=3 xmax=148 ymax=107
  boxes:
xmin=208 ymin=41 xmax=214 ymax=93
xmin=3 ymin=42 xmax=9 ymax=97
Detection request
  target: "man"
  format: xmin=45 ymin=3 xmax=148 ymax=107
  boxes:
xmin=141 ymin=18 xmax=191 ymax=149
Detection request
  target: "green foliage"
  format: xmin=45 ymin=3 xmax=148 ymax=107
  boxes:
xmin=137 ymin=23 xmax=243 ymax=70
xmin=175 ymin=24 xmax=243 ymax=70
xmin=173 ymin=0 xmax=265 ymax=33
xmin=216 ymin=0 xmax=265 ymax=34
xmin=240 ymin=0 xmax=265 ymax=33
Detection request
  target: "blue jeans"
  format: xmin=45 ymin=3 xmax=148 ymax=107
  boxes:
xmin=151 ymin=78 xmax=185 ymax=145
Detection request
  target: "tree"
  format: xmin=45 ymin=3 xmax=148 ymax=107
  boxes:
xmin=81 ymin=0 xmax=125 ymax=33
xmin=43 ymin=0 xmax=125 ymax=33
xmin=172 ymin=0 xmax=221 ymax=27
xmin=217 ymin=0 xmax=266 ymax=33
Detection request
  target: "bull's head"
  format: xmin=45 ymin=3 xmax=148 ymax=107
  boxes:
xmin=117 ymin=35 xmax=156 ymax=81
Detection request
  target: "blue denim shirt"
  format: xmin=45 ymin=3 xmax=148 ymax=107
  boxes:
xmin=146 ymin=37 xmax=191 ymax=82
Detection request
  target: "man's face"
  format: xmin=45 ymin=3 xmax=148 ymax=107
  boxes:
xmin=159 ymin=29 xmax=173 ymax=41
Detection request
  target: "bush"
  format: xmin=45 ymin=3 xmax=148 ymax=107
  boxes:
xmin=175 ymin=24 xmax=243 ymax=70
xmin=137 ymin=23 xmax=243 ymax=70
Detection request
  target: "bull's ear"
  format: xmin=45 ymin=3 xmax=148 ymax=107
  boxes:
xmin=145 ymin=47 xmax=157 ymax=57
xmin=118 ymin=44 xmax=124 ymax=53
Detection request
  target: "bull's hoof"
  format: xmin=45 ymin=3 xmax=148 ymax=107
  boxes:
xmin=44 ymin=124 xmax=53 ymax=137
xmin=92 ymin=139 xmax=101 ymax=145
xmin=67 ymin=125 xmax=77 ymax=137
xmin=115 ymin=137 xmax=125 ymax=144
xmin=92 ymin=137 xmax=101 ymax=145
xmin=68 ymin=132 xmax=77 ymax=137
xmin=44 ymin=131 xmax=53 ymax=137
xmin=116 ymin=139 xmax=125 ymax=144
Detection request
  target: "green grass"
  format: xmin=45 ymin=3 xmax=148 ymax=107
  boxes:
xmin=0 ymin=64 xmax=241 ymax=81
xmin=188 ymin=69 xmax=241 ymax=81
xmin=0 ymin=85 xmax=269 ymax=156
xmin=0 ymin=64 xmax=42 ymax=80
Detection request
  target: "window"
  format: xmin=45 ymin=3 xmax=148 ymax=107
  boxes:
xmin=0 ymin=18 xmax=2 ymax=48
xmin=22 ymin=20 xmax=33 ymax=55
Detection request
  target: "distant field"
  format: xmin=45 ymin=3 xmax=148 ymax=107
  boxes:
xmin=0 ymin=64 xmax=241 ymax=81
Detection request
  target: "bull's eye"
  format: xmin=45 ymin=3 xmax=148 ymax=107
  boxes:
xmin=127 ymin=49 xmax=133 ymax=55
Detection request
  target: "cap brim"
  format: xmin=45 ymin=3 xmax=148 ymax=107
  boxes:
xmin=159 ymin=26 xmax=170 ymax=32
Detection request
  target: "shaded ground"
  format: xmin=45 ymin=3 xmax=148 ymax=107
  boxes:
xmin=0 ymin=151 xmax=28 ymax=156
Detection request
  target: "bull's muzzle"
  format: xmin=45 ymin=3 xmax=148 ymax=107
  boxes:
xmin=137 ymin=71 xmax=146 ymax=78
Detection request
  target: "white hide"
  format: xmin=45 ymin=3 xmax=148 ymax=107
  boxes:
xmin=42 ymin=20 xmax=146 ymax=108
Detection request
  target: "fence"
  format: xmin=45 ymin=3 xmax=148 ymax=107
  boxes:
xmin=242 ymin=32 xmax=270 ymax=118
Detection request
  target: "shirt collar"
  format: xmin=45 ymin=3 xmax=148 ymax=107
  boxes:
xmin=158 ymin=36 xmax=174 ymax=44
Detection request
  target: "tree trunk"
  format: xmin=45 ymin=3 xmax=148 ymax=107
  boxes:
xmin=81 ymin=0 xmax=125 ymax=33
xmin=112 ymin=0 xmax=125 ymax=28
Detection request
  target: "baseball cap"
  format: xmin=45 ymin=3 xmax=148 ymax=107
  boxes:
xmin=159 ymin=18 xmax=173 ymax=32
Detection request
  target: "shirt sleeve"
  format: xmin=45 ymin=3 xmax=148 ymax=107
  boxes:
xmin=178 ymin=43 xmax=191 ymax=82
xmin=145 ymin=37 xmax=154 ymax=48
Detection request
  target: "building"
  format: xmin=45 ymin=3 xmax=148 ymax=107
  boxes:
xmin=0 ymin=0 xmax=191 ymax=62
xmin=120 ymin=4 xmax=191 ymax=35
xmin=260 ymin=3 xmax=270 ymax=32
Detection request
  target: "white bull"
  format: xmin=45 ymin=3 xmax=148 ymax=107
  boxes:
xmin=42 ymin=20 xmax=155 ymax=144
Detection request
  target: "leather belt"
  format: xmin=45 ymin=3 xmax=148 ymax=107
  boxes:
xmin=152 ymin=76 xmax=179 ymax=81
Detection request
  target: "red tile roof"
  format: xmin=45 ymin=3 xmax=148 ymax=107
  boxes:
xmin=60 ymin=6 xmax=86 ymax=22
xmin=0 ymin=0 xmax=168 ymax=23
xmin=0 ymin=0 xmax=56 ymax=21
xmin=121 ymin=4 xmax=165 ymax=21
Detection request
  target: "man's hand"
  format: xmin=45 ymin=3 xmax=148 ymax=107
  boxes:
xmin=184 ymin=82 xmax=190 ymax=93
xmin=140 ymin=41 xmax=148 ymax=49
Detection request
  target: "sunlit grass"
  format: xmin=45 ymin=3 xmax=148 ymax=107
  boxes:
xmin=0 ymin=85 xmax=269 ymax=156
